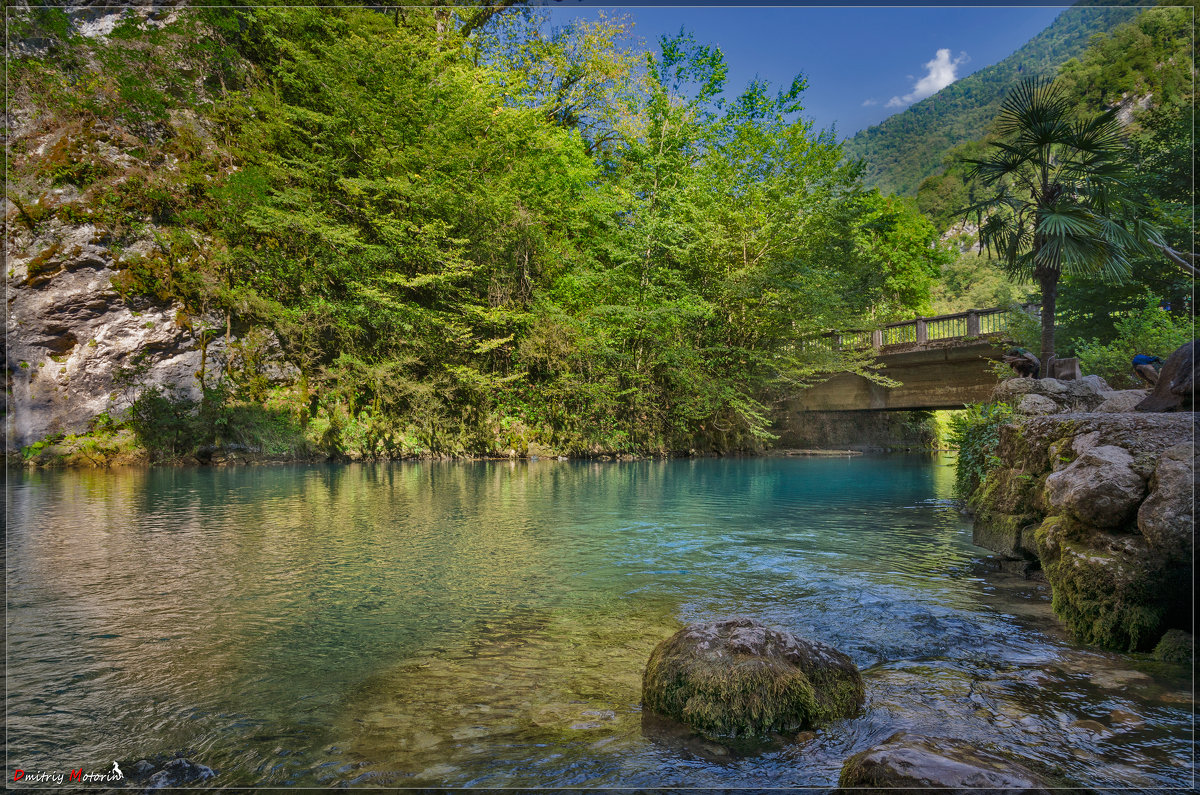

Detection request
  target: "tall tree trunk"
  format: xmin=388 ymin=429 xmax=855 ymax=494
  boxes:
xmin=1038 ymin=271 xmax=1058 ymax=378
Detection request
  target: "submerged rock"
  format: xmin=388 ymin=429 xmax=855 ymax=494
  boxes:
xmin=121 ymin=755 xmax=217 ymax=792
xmin=144 ymin=758 xmax=216 ymax=790
xmin=641 ymin=617 xmax=863 ymax=740
xmin=837 ymin=732 xmax=1051 ymax=792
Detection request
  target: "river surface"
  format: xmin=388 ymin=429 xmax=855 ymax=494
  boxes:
xmin=5 ymin=457 xmax=1193 ymax=788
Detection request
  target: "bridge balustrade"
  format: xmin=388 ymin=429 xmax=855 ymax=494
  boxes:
xmin=797 ymin=304 xmax=1038 ymax=353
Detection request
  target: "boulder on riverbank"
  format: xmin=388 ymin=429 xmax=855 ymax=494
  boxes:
xmin=1153 ymin=629 xmax=1194 ymax=664
xmin=641 ymin=617 xmax=863 ymax=740
xmin=969 ymin=412 xmax=1195 ymax=652
xmin=1136 ymin=340 xmax=1195 ymax=412
xmin=837 ymin=732 xmax=1052 ymax=792
xmin=994 ymin=374 xmax=1112 ymax=414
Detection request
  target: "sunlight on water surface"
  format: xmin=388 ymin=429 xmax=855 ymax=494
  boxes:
xmin=6 ymin=457 xmax=1193 ymax=787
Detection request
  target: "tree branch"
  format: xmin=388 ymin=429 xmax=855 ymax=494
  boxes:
xmin=459 ymin=0 xmax=522 ymax=38
xmin=1152 ymin=241 xmax=1200 ymax=277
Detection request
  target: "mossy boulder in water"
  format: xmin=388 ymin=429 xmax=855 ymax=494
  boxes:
xmin=1034 ymin=515 xmax=1186 ymax=651
xmin=641 ymin=617 xmax=863 ymax=739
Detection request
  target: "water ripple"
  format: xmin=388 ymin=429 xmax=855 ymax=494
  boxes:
xmin=6 ymin=458 xmax=1191 ymax=787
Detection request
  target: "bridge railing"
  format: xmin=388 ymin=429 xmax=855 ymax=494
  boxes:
xmin=800 ymin=303 xmax=1039 ymax=353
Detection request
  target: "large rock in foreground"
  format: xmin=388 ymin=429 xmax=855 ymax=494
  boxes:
xmin=642 ymin=617 xmax=863 ymax=739
xmin=838 ymin=732 xmax=1052 ymax=792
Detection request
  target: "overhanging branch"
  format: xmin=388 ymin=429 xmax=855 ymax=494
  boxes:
xmin=1152 ymin=241 xmax=1200 ymax=278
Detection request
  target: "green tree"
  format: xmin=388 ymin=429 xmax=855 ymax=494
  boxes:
xmin=961 ymin=78 xmax=1156 ymax=373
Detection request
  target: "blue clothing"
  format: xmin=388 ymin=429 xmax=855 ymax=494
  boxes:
xmin=1132 ymin=354 xmax=1162 ymax=366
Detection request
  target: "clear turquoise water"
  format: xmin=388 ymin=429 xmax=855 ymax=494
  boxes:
xmin=5 ymin=457 xmax=1193 ymax=787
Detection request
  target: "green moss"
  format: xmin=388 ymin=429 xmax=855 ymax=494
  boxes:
xmin=642 ymin=627 xmax=863 ymax=740
xmin=1035 ymin=516 xmax=1170 ymax=652
xmin=25 ymin=241 xmax=63 ymax=284
xmin=972 ymin=467 xmax=1039 ymax=516
xmin=1153 ymin=629 xmax=1193 ymax=664
xmin=971 ymin=510 xmax=1039 ymax=558
xmin=38 ymin=129 xmax=114 ymax=188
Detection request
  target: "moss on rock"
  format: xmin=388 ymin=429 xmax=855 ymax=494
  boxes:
xmin=1153 ymin=629 xmax=1194 ymax=664
xmin=971 ymin=510 xmax=1040 ymax=560
xmin=1035 ymin=516 xmax=1179 ymax=652
xmin=641 ymin=617 xmax=863 ymax=740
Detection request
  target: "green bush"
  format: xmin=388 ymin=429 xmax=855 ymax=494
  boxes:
xmin=947 ymin=402 xmax=1013 ymax=498
xmin=1075 ymin=295 xmax=1195 ymax=388
xmin=126 ymin=383 xmax=308 ymax=460
xmin=1001 ymin=301 xmax=1043 ymax=350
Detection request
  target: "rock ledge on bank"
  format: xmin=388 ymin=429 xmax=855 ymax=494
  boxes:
xmin=969 ymin=377 xmax=1195 ymax=652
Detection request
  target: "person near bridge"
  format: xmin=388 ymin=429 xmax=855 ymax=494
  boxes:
xmin=1132 ymin=353 xmax=1163 ymax=386
xmin=1002 ymin=347 xmax=1040 ymax=378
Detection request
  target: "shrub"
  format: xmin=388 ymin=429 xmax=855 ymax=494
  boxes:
xmin=1075 ymin=295 xmax=1195 ymax=388
xmin=947 ymin=402 xmax=1013 ymax=498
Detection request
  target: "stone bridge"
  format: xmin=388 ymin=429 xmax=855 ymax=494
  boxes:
xmin=786 ymin=305 xmax=1037 ymax=412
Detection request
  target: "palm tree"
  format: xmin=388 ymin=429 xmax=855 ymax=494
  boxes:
xmin=962 ymin=78 xmax=1158 ymax=375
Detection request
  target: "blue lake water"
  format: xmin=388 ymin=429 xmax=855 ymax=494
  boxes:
xmin=5 ymin=456 xmax=1193 ymax=787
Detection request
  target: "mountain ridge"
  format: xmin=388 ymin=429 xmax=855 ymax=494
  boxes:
xmin=842 ymin=0 xmax=1148 ymax=196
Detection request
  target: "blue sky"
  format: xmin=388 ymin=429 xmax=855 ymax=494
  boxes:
xmin=544 ymin=5 xmax=1071 ymax=138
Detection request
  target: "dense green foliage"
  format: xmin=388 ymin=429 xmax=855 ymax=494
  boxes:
xmin=9 ymin=5 xmax=949 ymax=459
xmin=1056 ymin=3 xmax=1194 ymax=118
xmin=946 ymin=402 xmax=1013 ymax=497
xmin=929 ymin=251 xmax=1033 ymax=315
xmin=842 ymin=2 xmax=1140 ymax=197
xmin=1074 ymin=296 xmax=1195 ymax=387
xmin=924 ymin=3 xmax=1194 ymax=365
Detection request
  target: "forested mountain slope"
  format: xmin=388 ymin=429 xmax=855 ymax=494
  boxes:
xmin=919 ymin=2 xmax=1195 ymax=372
xmin=842 ymin=0 xmax=1144 ymax=197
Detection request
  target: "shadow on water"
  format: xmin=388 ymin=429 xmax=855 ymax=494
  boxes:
xmin=5 ymin=456 xmax=1193 ymax=787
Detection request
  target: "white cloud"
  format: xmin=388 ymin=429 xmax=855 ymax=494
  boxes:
xmin=887 ymin=49 xmax=968 ymax=108
xmin=861 ymin=98 xmax=878 ymax=107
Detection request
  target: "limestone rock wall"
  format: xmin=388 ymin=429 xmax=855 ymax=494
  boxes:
xmin=969 ymin=378 xmax=1196 ymax=652
xmin=5 ymin=226 xmax=223 ymax=449
xmin=5 ymin=220 xmax=297 ymax=451
xmin=5 ymin=3 xmax=297 ymax=452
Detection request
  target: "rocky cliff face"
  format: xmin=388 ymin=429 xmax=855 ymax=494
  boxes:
xmin=4 ymin=5 xmax=300 ymax=455
xmin=969 ymin=377 xmax=1195 ymax=652
xmin=6 ymin=223 xmax=226 ymax=449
